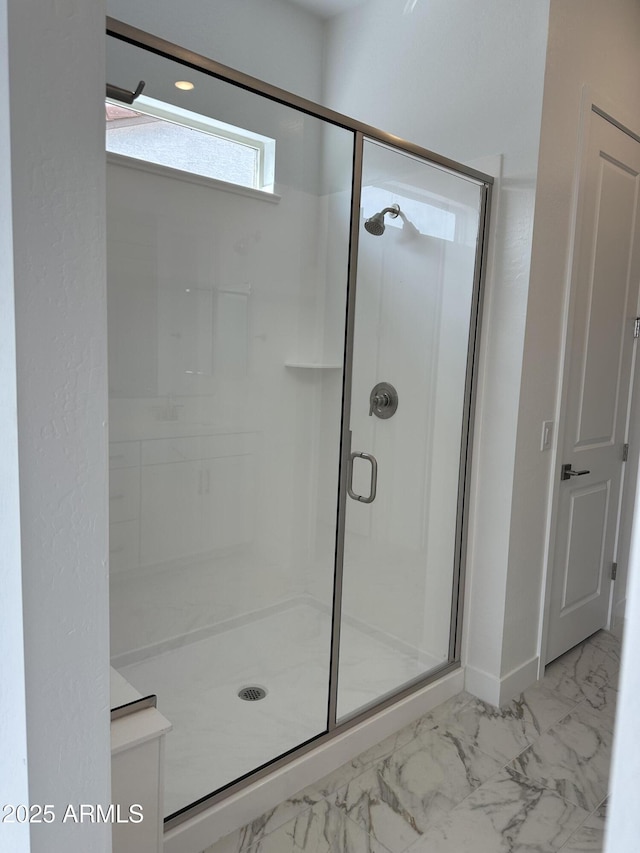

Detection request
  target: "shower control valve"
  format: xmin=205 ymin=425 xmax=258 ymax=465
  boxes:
xmin=369 ymin=382 xmax=398 ymax=419
xmin=371 ymin=390 xmax=391 ymax=410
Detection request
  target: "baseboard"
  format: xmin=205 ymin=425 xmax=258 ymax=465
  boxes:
xmin=465 ymin=655 xmax=540 ymax=707
xmin=464 ymin=664 xmax=501 ymax=706
xmin=498 ymin=656 xmax=540 ymax=704
xmin=611 ymin=598 xmax=627 ymax=642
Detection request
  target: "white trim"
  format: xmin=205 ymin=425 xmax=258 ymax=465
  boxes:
xmin=461 ymin=154 xmax=503 ymax=679
xmin=464 ymin=664 xmax=500 ymax=706
xmin=106 ymin=152 xmax=281 ymax=203
xmin=465 ymin=656 xmax=540 ymax=707
xmin=611 ymin=597 xmax=627 ymax=641
xmin=586 ymin=86 xmax=640 ymax=144
xmin=111 ymin=707 xmax=172 ymax=756
xmin=499 ymin=656 xmax=541 ymax=703
xmin=163 ymin=668 xmax=464 ymax=853
xmin=134 ymin=95 xmax=273 ymax=152
xmin=107 ymin=94 xmax=277 ymax=192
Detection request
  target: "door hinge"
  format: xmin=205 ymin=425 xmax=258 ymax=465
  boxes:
xmin=634 ymin=317 xmax=640 ymax=339
xmin=623 ymin=443 xmax=629 ymax=461
xmin=611 ymin=562 xmax=618 ymax=580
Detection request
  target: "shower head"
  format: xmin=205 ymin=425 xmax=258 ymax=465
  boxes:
xmin=364 ymin=204 xmax=401 ymax=236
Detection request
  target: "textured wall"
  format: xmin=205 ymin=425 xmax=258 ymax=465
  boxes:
xmin=3 ymin=1 xmax=111 ymax=851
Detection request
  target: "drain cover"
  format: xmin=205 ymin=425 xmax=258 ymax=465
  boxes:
xmin=238 ymin=686 xmax=267 ymax=701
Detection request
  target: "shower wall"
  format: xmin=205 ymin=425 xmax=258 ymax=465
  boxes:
xmin=105 ymin=3 xmax=346 ymax=664
xmin=108 ymin=157 xmax=348 ymax=661
xmin=328 ymin=148 xmax=479 ymax=666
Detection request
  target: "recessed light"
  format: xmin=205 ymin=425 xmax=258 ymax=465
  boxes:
xmin=175 ymin=80 xmax=194 ymax=91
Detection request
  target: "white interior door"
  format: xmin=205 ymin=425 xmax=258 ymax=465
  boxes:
xmin=546 ymin=111 xmax=640 ymax=663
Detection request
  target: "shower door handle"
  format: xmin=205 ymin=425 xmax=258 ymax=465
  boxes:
xmin=347 ymin=451 xmax=378 ymax=504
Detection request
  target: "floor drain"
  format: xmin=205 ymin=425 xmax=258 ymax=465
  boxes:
xmin=238 ymin=686 xmax=267 ymax=702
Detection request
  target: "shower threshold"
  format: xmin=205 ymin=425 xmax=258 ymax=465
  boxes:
xmin=118 ymin=600 xmax=443 ymax=817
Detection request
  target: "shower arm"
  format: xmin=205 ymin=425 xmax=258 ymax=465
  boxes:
xmin=106 ymin=80 xmax=146 ymax=105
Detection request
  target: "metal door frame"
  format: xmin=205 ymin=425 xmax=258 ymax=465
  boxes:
xmin=106 ymin=17 xmax=493 ymax=830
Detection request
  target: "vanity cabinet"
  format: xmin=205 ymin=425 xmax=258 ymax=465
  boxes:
xmin=109 ymin=432 xmax=255 ymax=574
xmin=109 ymin=441 xmax=142 ymax=573
xmin=139 ymin=460 xmax=205 ymax=565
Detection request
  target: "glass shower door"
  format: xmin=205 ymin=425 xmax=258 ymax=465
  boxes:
xmin=336 ymin=138 xmax=484 ymax=721
xmin=106 ymin=33 xmax=356 ymax=818
xmin=105 ymin=22 xmax=492 ymax=826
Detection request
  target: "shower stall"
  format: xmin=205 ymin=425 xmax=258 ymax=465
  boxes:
xmin=106 ymin=19 xmax=492 ymax=829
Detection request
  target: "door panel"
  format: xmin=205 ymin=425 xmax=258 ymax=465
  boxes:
xmin=546 ymin=112 xmax=640 ymax=663
xmin=563 ymin=483 xmax=608 ymax=607
xmin=337 ymin=139 xmax=483 ymax=721
xmin=577 ymin=159 xmax=638 ymax=445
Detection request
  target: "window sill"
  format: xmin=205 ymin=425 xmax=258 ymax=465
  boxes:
xmin=106 ymin=152 xmax=281 ymax=204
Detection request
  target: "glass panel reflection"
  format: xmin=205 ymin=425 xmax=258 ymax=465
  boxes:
xmin=337 ymin=139 xmax=482 ymax=722
xmin=106 ymin=36 xmax=353 ymax=817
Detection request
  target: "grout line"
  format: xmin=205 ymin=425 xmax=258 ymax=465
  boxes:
xmin=203 ymin=634 xmax=621 ymax=853
xmin=557 ymin=794 xmax=609 ymax=852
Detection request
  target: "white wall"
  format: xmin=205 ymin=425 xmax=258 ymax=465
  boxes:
xmin=322 ymin=2 xmax=547 ymax=167
xmin=509 ymin=0 xmax=640 ymax=682
xmin=323 ymin=0 xmax=550 ymax=703
xmin=106 ymin=0 xmax=326 ymax=103
xmin=0 ymin=4 xmax=29 ymax=851
xmin=106 ymin=153 xmax=350 ymax=661
xmin=1 ymin=2 xmax=111 ymax=852
xmin=607 ymin=507 xmax=640 ymax=850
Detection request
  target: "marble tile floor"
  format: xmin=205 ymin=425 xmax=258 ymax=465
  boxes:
xmin=119 ymin=602 xmax=441 ymax=816
xmin=202 ymin=629 xmax=620 ymax=853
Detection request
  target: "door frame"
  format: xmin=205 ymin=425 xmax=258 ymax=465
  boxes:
xmin=539 ymin=87 xmax=640 ymax=672
xmin=328 ymin=136 xmax=493 ymax=727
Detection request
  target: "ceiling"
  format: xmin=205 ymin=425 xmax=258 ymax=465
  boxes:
xmin=286 ymin=0 xmax=370 ymax=19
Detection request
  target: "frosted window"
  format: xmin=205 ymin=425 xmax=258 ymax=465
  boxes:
xmin=106 ymin=103 xmax=260 ymax=189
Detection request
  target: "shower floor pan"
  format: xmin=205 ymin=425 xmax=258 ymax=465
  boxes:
xmin=119 ymin=601 xmax=441 ymax=817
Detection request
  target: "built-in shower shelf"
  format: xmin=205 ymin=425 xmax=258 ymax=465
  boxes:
xmin=285 ymin=362 xmax=342 ymax=370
